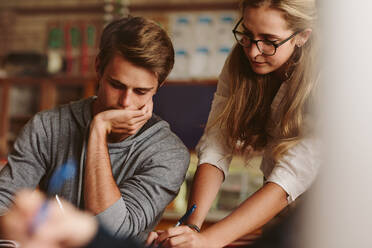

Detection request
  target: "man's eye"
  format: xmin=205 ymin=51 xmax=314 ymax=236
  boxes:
xmin=109 ymin=81 xmax=122 ymax=89
xmin=134 ymin=89 xmax=146 ymax=95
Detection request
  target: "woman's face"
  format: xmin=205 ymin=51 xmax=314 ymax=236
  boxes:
xmin=241 ymin=6 xmax=297 ymax=75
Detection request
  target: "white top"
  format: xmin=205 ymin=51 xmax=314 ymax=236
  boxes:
xmin=196 ymin=57 xmax=320 ymax=203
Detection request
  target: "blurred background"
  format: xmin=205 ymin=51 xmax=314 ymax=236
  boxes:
xmin=2 ymin=1 xmax=372 ymax=247
xmin=0 ymin=0 xmax=263 ymax=233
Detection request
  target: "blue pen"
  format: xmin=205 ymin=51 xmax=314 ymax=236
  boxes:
xmin=152 ymin=204 xmax=197 ymax=248
xmin=28 ymin=161 xmax=76 ymax=235
xmin=175 ymin=204 xmax=197 ymax=227
xmin=28 ymin=201 xmax=49 ymax=234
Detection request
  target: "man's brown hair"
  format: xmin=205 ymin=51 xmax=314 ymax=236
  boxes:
xmin=96 ymin=16 xmax=174 ymax=85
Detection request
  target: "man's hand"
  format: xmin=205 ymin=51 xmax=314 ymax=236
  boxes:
xmin=84 ymin=98 xmax=153 ymax=214
xmin=92 ymin=99 xmax=153 ymax=141
xmin=146 ymin=230 xmax=163 ymax=247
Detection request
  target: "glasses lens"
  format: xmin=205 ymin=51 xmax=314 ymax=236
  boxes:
xmin=257 ymin=40 xmax=276 ymax=55
xmin=234 ymin=32 xmax=251 ymax=47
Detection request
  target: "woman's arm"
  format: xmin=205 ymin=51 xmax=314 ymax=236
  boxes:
xmin=151 ymin=182 xmax=288 ymax=248
xmin=201 ymin=182 xmax=288 ymax=246
xmin=186 ymin=163 xmax=224 ymax=228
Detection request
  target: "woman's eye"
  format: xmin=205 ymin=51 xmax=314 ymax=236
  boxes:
xmin=263 ymin=39 xmax=277 ymax=45
xmin=243 ymin=33 xmax=253 ymax=39
xmin=241 ymin=35 xmax=250 ymax=42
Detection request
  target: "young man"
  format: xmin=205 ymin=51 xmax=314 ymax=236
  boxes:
xmin=0 ymin=17 xmax=189 ymax=242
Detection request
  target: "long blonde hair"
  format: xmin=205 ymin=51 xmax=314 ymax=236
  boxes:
xmin=217 ymin=0 xmax=318 ymax=162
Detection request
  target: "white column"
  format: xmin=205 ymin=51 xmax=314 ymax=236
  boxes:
xmin=303 ymin=1 xmax=372 ymax=248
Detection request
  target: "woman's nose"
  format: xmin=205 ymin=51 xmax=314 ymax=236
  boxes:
xmin=245 ymin=42 xmax=262 ymax=59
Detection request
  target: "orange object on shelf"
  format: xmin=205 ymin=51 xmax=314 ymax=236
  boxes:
xmin=0 ymin=157 xmax=7 ymax=169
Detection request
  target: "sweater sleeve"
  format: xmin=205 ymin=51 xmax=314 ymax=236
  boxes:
xmin=196 ymin=55 xmax=233 ymax=178
xmin=96 ymin=137 xmax=190 ymax=242
xmin=0 ymin=114 xmax=50 ymax=214
xmin=84 ymin=224 xmax=142 ymax=248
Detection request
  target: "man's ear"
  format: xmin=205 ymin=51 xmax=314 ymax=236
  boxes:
xmin=296 ymin=28 xmax=312 ymax=47
xmin=155 ymin=72 xmax=163 ymax=90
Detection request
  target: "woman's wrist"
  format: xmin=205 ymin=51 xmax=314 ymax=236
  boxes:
xmin=185 ymin=223 xmax=201 ymax=233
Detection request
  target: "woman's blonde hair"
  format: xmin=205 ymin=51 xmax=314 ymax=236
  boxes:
xmin=217 ymin=0 xmax=318 ymax=162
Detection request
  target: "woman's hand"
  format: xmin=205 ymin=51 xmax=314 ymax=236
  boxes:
xmin=146 ymin=226 xmax=214 ymax=248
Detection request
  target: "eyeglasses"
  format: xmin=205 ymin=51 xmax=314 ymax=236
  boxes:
xmin=232 ymin=17 xmax=301 ymax=56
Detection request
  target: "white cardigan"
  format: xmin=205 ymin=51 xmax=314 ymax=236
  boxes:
xmin=196 ymin=56 xmax=320 ymax=203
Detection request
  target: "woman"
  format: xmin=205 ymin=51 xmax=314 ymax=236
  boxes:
xmin=147 ymin=0 xmax=319 ymax=247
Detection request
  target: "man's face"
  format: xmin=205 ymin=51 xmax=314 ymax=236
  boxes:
xmin=95 ymin=54 xmax=158 ymax=113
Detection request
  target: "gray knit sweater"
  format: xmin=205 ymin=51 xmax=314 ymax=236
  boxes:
xmin=0 ymin=97 xmax=190 ymax=242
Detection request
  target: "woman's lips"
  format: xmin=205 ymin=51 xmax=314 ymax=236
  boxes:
xmin=251 ymin=61 xmax=267 ymax=66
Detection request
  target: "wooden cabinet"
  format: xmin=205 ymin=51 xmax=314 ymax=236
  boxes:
xmin=0 ymin=76 xmax=97 ymax=157
xmin=0 ymin=81 xmax=10 ymax=158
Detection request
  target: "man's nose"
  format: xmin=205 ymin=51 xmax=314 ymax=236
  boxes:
xmin=119 ymin=90 xmax=132 ymax=108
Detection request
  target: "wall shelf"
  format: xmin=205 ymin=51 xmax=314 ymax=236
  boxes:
xmin=0 ymin=77 xmax=217 ymax=86
xmin=14 ymin=2 xmax=239 ymax=15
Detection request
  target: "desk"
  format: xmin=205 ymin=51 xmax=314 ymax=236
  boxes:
xmin=156 ymin=212 xmax=261 ymax=247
